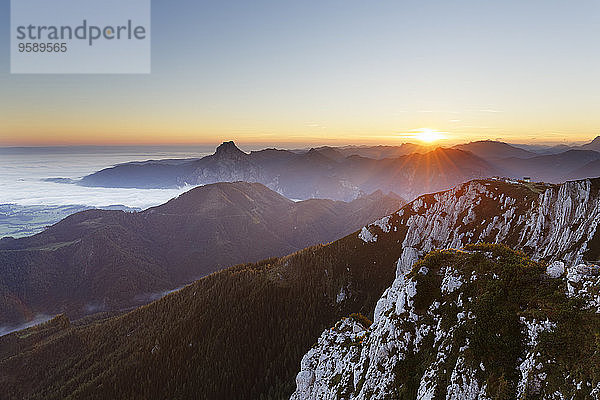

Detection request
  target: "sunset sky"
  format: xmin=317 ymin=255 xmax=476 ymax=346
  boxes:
xmin=1 ymin=0 xmax=599 ymax=147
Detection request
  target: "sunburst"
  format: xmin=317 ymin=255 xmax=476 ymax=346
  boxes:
xmin=412 ymin=128 xmax=446 ymax=143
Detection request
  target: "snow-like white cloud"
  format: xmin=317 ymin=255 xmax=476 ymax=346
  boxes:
xmin=0 ymin=314 xmax=53 ymax=337
xmin=0 ymin=148 xmax=209 ymax=209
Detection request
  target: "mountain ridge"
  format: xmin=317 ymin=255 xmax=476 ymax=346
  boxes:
xmin=2 ymin=177 xmax=600 ymax=399
xmin=0 ymin=181 xmax=404 ymax=327
xmin=80 ymin=141 xmax=502 ymax=201
xmin=492 ymin=149 xmax=600 ymax=182
xmin=453 ymin=140 xmax=537 ymax=160
xmin=578 ymin=135 xmax=600 ymax=152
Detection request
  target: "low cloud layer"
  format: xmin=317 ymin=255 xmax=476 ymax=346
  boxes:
xmin=0 ymin=148 xmax=210 ymax=209
xmin=133 ymin=285 xmax=186 ymax=304
xmin=0 ymin=314 xmax=53 ymax=337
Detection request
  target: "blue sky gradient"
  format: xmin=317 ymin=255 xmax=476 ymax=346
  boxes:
xmin=0 ymin=0 xmax=599 ymax=146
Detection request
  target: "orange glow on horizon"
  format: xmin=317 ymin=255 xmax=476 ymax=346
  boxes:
xmin=398 ymin=128 xmax=447 ymax=143
xmin=0 ymin=121 xmax=597 ymax=148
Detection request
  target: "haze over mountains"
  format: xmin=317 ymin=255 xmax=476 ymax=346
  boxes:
xmin=311 ymin=143 xmax=436 ymax=160
xmin=452 ymin=140 xmax=537 ymax=160
xmin=80 ymin=140 xmax=499 ymax=201
xmin=2 ymin=177 xmax=600 ymax=399
xmin=78 ymin=137 xmax=600 ymax=202
xmin=0 ymin=182 xmax=404 ymax=327
xmin=578 ymin=136 xmax=600 ymax=152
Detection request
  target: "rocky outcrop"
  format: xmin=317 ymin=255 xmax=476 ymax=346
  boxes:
xmin=358 ymin=179 xmax=600 ymax=264
xmin=292 ymin=178 xmax=600 ymax=400
xmin=291 ymin=246 xmax=600 ymax=399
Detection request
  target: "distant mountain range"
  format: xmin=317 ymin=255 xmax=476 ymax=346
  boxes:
xmin=77 ymin=137 xmax=600 ymax=202
xmin=80 ymin=141 xmax=502 ymax=201
xmin=0 ymin=182 xmax=404 ymax=327
xmin=578 ymin=135 xmax=600 ymax=152
xmin=313 ymin=143 xmax=435 ymax=159
xmin=2 ymin=177 xmax=599 ymax=399
xmin=453 ymin=138 xmax=600 ymax=182
xmin=493 ymin=149 xmax=600 ymax=182
xmin=563 ymin=159 xmax=600 ymax=181
xmin=453 ymin=139 xmax=537 ymax=160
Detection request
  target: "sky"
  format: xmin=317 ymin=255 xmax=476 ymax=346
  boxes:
xmin=0 ymin=0 xmax=599 ymax=147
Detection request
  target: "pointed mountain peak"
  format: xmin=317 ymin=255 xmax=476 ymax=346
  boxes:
xmin=579 ymin=135 xmax=600 ymax=151
xmin=214 ymin=141 xmax=246 ymax=158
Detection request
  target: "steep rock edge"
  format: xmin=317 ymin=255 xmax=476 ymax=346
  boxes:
xmin=292 ymin=177 xmax=600 ymax=399
xmin=357 ymin=178 xmax=600 ymax=264
xmin=291 ymin=245 xmax=600 ymax=399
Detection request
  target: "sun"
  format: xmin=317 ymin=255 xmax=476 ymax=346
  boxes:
xmin=413 ymin=128 xmax=445 ymax=143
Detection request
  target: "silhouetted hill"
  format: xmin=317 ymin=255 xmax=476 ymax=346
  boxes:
xmin=327 ymin=143 xmax=435 ymax=159
xmin=307 ymin=146 xmax=347 ymax=161
xmin=339 ymin=147 xmax=502 ymax=199
xmin=0 ymin=182 xmax=404 ymax=327
xmin=578 ymin=135 xmax=600 ymax=152
xmin=453 ymin=140 xmax=536 ymax=160
xmin=561 ymin=158 xmax=600 ymax=181
xmin=509 ymin=143 xmax=576 ymax=155
xmin=493 ymin=149 xmax=600 ymax=182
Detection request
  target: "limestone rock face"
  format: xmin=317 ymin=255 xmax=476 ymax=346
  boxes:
xmin=292 ymin=179 xmax=600 ymax=400
xmin=291 ymin=247 xmax=600 ymax=400
xmin=358 ymin=179 xmax=600 ymax=265
xmin=546 ymin=261 xmax=565 ymax=278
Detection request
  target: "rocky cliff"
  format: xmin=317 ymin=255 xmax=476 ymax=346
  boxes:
xmin=291 ymin=178 xmax=600 ymax=399
xmin=292 ymin=245 xmax=600 ymax=399
xmin=358 ymin=178 xmax=600 ymax=264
